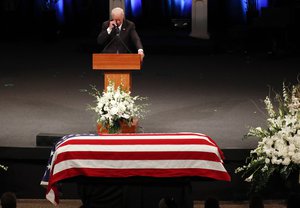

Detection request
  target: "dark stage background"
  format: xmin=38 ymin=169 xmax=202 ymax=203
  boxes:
xmin=0 ymin=0 xmax=300 ymax=203
xmin=0 ymin=0 xmax=299 ymax=147
xmin=1 ymin=0 xmax=299 ymax=46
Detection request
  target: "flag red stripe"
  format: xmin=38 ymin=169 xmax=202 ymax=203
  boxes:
xmin=48 ymin=167 xmax=231 ymax=187
xmin=54 ymin=151 xmax=222 ymax=164
xmin=45 ymin=133 xmax=231 ymax=205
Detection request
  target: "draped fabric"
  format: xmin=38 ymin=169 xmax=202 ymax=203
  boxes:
xmin=41 ymin=132 xmax=230 ymax=205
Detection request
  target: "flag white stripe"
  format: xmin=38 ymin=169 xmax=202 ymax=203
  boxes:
xmin=65 ymin=134 xmax=208 ymax=140
xmin=45 ymin=133 xmax=229 ymax=206
xmin=55 ymin=144 xmax=220 ymax=157
xmin=53 ymin=159 xmax=227 ymax=175
xmin=46 ymin=189 xmax=57 ymax=206
xmin=57 ymin=134 xmax=214 ymax=147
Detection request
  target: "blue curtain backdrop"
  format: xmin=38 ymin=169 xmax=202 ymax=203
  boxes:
xmin=227 ymin=0 xmax=247 ymax=24
xmin=245 ymin=0 xmax=269 ymax=12
xmin=125 ymin=0 xmax=142 ymax=17
xmin=37 ymin=0 xmax=269 ymax=29
xmin=55 ymin=0 xmax=64 ymax=23
xmin=125 ymin=0 xmax=192 ymax=21
xmin=228 ymin=0 xmax=269 ymax=24
xmin=124 ymin=0 xmax=269 ymax=24
xmin=1 ymin=0 xmax=277 ymax=38
xmin=34 ymin=0 xmax=65 ymax=24
xmin=257 ymin=0 xmax=268 ymax=12
xmin=167 ymin=0 xmax=192 ymax=18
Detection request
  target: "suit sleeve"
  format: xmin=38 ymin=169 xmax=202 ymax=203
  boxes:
xmin=130 ymin=23 xmax=143 ymax=51
xmin=97 ymin=21 xmax=111 ymax=45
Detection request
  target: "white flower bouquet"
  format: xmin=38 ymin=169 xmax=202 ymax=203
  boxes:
xmin=235 ymin=82 xmax=300 ymax=193
xmin=89 ymin=82 xmax=148 ymax=133
xmin=0 ymin=164 xmax=8 ymax=171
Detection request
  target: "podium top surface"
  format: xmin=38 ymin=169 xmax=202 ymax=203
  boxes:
xmin=93 ymin=53 xmax=141 ymax=70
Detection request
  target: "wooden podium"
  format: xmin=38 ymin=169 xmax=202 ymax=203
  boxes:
xmin=92 ymin=54 xmax=141 ymax=91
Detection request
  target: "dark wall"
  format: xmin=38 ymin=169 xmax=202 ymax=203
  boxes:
xmin=0 ymin=0 xmax=109 ymax=39
xmin=1 ymin=0 xmax=299 ymax=53
xmin=0 ymin=0 xmax=243 ymax=39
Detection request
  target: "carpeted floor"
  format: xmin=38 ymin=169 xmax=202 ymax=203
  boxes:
xmin=17 ymin=199 xmax=82 ymax=208
xmin=0 ymin=37 xmax=299 ymax=149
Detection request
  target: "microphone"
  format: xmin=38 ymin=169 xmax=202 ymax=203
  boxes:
xmin=113 ymin=24 xmax=120 ymax=36
xmin=103 ymin=20 xmax=131 ymax=53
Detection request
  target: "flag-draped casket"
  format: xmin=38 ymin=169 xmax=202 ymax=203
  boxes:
xmin=41 ymin=132 xmax=231 ymax=206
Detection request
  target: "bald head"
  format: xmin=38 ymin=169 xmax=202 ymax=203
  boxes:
xmin=111 ymin=7 xmax=124 ymax=17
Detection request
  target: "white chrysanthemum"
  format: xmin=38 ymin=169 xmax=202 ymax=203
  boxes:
xmin=264 ymin=148 xmax=272 ymax=157
xmin=274 ymin=138 xmax=287 ymax=153
xmin=110 ymin=107 xmax=118 ymax=115
xmin=288 ymin=143 xmax=296 ymax=151
xmin=282 ymin=157 xmax=291 ymax=166
xmin=281 ymin=127 xmax=292 ymax=137
xmin=118 ymin=103 xmax=126 ymax=113
xmin=265 ymin=137 xmax=274 ymax=147
xmin=292 ymin=135 xmax=300 ymax=148
xmin=273 ymin=157 xmax=283 ymax=165
xmin=291 ymin=152 xmax=300 ymax=164
xmin=90 ymin=82 xmax=148 ymax=133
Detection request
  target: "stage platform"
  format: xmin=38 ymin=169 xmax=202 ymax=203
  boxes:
xmin=0 ymin=34 xmax=299 ymax=202
xmin=0 ymin=36 xmax=298 ymax=149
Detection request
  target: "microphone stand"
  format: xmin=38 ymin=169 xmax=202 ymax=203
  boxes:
xmin=102 ymin=26 xmax=132 ymax=53
xmin=115 ymin=27 xmax=132 ymax=53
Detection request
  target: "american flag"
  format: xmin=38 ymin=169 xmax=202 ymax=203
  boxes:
xmin=41 ymin=132 xmax=230 ymax=205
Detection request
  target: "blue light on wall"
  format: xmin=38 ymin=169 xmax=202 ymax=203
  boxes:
xmin=257 ymin=0 xmax=268 ymax=11
xmin=170 ymin=0 xmax=192 ymax=17
xmin=54 ymin=0 xmax=64 ymax=23
xmin=126 ymin=0 xmax=142 ymax=17
xmin=240 ymin=0 xmax=268 ymax=23
xmin=40 ymin=0 xmax=65 ymax=24
xmin=241 ymin=0 xmax=248 ymax=21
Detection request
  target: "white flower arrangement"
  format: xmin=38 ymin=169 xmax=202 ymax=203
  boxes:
xmin=235 ymin=82 xmax=300 ymax=193
xmin=89 ymin=82 xmax=148 ymax=133
xmin=0 ymin=164 xmax=8 ymax=171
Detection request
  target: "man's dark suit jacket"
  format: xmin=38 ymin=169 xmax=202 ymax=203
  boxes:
xmin=97 ymin=19 xmax=143 ymax=53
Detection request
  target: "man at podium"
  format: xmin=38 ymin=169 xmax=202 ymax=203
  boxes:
xmin=97 ymin=7 xmax=144 ymax=61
